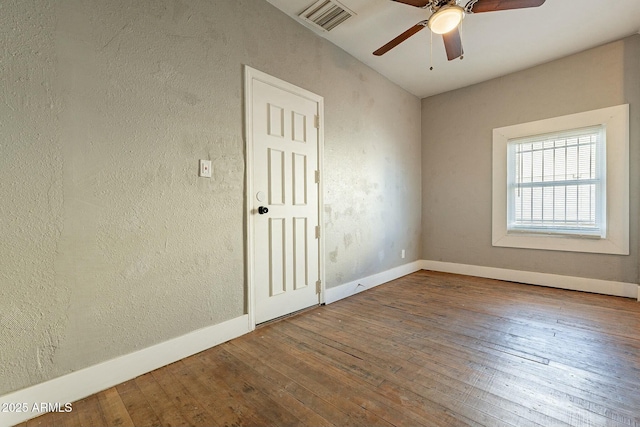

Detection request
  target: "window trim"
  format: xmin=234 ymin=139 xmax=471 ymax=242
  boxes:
xmin=492 ymin=104 xmax=629 ymax=255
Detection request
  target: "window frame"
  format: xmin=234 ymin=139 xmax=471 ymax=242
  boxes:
xmin=492 ymin=104 xmax=629 ymax=255
xmin=506 ymin=125 xmax=606 ymax=238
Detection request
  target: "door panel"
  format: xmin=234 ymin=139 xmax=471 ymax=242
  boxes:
xmin=268 ymin=148 xmax=285 ymax=205
xmin=268 ymin=217 xmax=286 ymax=297
xmin=293 ymin=216 xmax=308 ymax=290
xmin=252 ymin=79 xmax=320 ymax=324
xmin=293 ymin=153 xmax=307 ymax=206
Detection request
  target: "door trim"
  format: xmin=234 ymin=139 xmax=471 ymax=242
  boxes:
xmin=244 ymin=66 xmax=325 ymax=330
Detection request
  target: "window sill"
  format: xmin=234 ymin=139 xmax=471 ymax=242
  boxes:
xmin=492 ymin=231 xmax=628 ymax=254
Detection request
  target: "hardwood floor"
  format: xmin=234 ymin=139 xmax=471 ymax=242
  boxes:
xmin=19 ymin=270 xmax=640 ymax=427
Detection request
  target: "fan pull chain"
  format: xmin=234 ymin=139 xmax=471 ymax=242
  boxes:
xmin=459 ymin=19 xmax=464 ymax=60
xmin=429 ymin=30 xmax=433 ymax=70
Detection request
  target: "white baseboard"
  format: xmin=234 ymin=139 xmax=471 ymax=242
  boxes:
xmin=0 ymin=314 xmax=250 ymax=427
xmin=325 ymin=260 xmax=422 ymax=304
xmin=421 ymin=260 xmax=639 ymax=300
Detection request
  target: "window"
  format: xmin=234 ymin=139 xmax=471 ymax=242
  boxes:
xmin=492 ymin=105 xmax=629 ymax=255
xmin=507 ymin=126 xmax=605 ymax=238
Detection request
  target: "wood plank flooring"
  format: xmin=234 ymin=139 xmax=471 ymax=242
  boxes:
xmin=18 ymin=270 xmax=640 ymax=427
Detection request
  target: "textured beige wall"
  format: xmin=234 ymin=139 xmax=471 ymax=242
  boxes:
xmin=0 ymin=0 xmax=421 ymax=395
xmin=422 ymin=35 xmax=640 ymax=283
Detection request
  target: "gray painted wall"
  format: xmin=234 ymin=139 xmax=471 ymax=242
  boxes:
xmin=0 ymin=0 xmax=422 ymax=395
xmin=422 ymin=35 xmax=640 ymax=283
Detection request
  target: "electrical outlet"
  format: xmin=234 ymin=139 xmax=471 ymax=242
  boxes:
xmin=199 ymin=159 xmax=212 ymax=178
xmin=401 ymin=249 xmax=406 ymax=259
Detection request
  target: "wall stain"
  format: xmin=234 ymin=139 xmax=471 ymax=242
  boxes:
xmin=121 ymin=257 xmax=151 ymax=281
xmin=324 ymin=205 xmax=333 ymax=228
xmin=178 ymin=90 xmax=201 ymax=106
xmin=99 ymin=24 xmax=128 ymax=52
xmin=366 ymin=98 xmax=375 ymax=111
xmin=204 ymin=22 xmax=229 ymax=44
xmin=329 ymin=247 xmax=339 ymax=263
xmin=172 ymin=0 xmax=189 ymax=22
xmin=212 ymin=156 xmax=243 ymax=193
xmin=166 ymin=86 xmax=201 ymax=106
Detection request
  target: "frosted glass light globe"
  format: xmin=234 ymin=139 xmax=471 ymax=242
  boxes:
xmin=428 ymin=5 xmax=465 ymax=34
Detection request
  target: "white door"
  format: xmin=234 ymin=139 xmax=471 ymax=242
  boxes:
xmin=248 ymin=71 xmax=322 ymax=324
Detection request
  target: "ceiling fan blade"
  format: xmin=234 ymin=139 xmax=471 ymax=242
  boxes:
xmin=391 ymin=0 xmax=431 ymax=7
xmin=442 ymin=26 xmax=463 ymax=61
xmin=373 ymin=24 xmax=427 ymax=56
xmin=466 ymin=0 xmax=545 ymax=13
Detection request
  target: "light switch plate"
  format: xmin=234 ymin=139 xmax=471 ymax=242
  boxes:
xmin=199 ymin=159 xmax=212 ymax=178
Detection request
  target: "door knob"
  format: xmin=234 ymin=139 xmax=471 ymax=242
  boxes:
xmin=258 ymin=206 xmax=269 ymax=215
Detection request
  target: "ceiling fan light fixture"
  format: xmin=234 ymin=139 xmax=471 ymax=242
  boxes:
xmin=427 ymin=5 xmax=464 ymax=34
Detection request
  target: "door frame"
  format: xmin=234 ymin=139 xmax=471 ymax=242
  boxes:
xmin=244 ymin=65 xmax=325 ymax=330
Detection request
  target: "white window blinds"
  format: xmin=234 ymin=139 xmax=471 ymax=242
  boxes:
xmin=507 ymin=125 xmax=606 ymax=237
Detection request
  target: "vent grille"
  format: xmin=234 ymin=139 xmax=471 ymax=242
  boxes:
xmin=299 ymin=0 xmax=354 ymax=32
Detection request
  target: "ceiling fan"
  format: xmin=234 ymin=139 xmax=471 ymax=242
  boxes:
xmin=373 ymin=0 xmax=546 ymax=61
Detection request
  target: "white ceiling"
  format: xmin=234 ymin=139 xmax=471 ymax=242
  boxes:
xmin=266 ymin=0 xmax=640 ymax=98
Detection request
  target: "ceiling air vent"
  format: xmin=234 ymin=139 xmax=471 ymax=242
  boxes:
xmin=298 ymin=0 xmax=355 ymax=32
